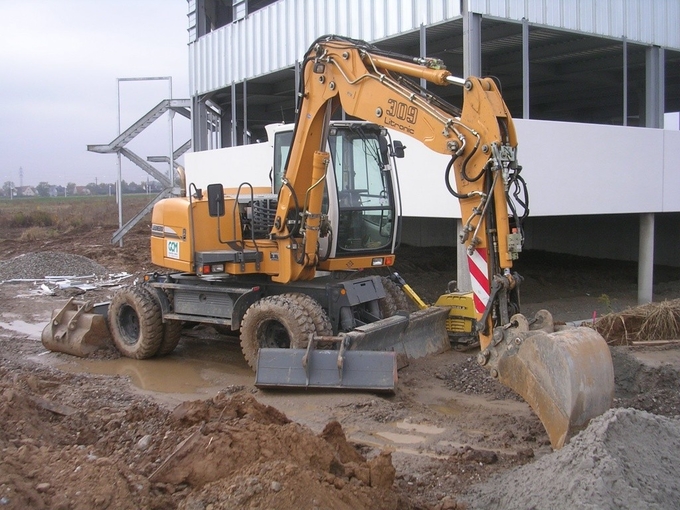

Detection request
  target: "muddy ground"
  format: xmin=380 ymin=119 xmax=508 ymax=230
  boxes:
xmin=1 ymin=223 xmax=679 ymax=509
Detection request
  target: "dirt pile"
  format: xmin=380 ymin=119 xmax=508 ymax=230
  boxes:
xmin=0 ymin=360 xmax=398 ymax=510
xmin=462 ymin=407 xmax=680 ymax=510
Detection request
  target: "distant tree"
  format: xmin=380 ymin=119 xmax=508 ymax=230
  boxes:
xmin=2 ymin=181 xmax=14 ymax=196
xmin=67 ymin=182 xmax=77 ymax=195
xmin=36 ymin=181 xmax=51 ymax=197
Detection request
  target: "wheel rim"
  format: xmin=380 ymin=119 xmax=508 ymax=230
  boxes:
xmin=118 ymin=303 xmax=141 ymax=345
xmin=257 ymin=319 xmax=291 ymax=349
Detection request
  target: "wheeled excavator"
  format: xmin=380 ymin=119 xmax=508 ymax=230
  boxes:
xmin=42 ymin=35 xmax=614 ymax=449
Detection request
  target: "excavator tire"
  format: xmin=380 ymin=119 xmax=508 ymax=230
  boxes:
xmin=157 ymin=319 xmax=182 ymax=356
xmin=379 ymin=276 xmax=411 ymax=317
xmin=141 ymin=284 xmax=183 ymax=357
xmin=240 ymin=294 xmax=317 ymax=370
xmin=287 ymin=293 xmax=333 ymax=346
xmin=108 ymin=285 xmax=163 ymax=359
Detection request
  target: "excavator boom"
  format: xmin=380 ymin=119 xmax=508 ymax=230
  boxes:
xmin=280 ymin=35 xmax=614 ymax=448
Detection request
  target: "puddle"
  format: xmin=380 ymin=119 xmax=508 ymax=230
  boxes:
xmin=0 ymin=320 xmax=45 ymax=340
xmin=55 ymin=339 xmax=253 ymax=395
xmin=396 ymin=421 xmax=446 ymax=435
xmin=375 ymin=431 xmax=426 ymax=444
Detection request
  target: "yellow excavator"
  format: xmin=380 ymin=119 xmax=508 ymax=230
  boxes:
xmin=43 ymin=35 xmax=614 ymax=449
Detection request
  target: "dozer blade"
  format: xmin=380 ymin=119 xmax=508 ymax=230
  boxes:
xmin=41 ymin=298 xmax=111 ymax=357
xmin=255 ymin=348 xmax=397 ymax=393
xmin=347 ymin=306 xmax=451 ymax=359
xmin=486 ymin=311 xmax=614 ymax=449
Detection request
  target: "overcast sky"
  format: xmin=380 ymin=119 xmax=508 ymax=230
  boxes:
xmin=0 ymin=0 xmax=191 ymax=187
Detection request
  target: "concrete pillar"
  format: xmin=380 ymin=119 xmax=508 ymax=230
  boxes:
xmin=638 ymin=213 xmax=655 ymax=304
xmin=456 ymin=219 xmax=472 ymax=292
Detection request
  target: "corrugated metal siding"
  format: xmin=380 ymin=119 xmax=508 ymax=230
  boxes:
xmin=470 ymin=0 xmax=680 ymax=48
xmin=189 ymin=0 xmax=461 ymax=95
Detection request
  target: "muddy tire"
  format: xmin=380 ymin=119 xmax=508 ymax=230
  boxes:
xmin=286 ymin=293 xmax=334 ymax=349
xmin=157 ymin=320 xmax=182 ymax=356
xmin=240 ymin=294 xmax=317 ymax=370
xmin=141 ymin=284 xmax=183 ymax=357
xmin=379 ymin=276 xmax=411 ymax=318
xmin=108 ymin=285 xmax=163 ymax=359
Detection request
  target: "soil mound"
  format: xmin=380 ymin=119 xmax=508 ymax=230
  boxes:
xmin=0 ymin=362 xmax=398 ymax=510
xmin=462 ymin=407 xmax=680 ymax=509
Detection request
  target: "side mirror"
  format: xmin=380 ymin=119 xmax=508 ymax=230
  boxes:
xmin=207 ymin=183 xmax=225 ymax=217
xmin=392 ymin=140 xmax=406 ymax=159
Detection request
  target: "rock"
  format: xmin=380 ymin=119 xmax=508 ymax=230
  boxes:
xmin=136 ymin=434 xmax=153 ymax=450
xmin=461 ymin=447 xmax=498 ymax=464
xmin=36 ymin=483 xmax=51 ymax=492
xmin=270 ymin=481 xmax=281 ymax=492
xmin=368 ymin=451 xmax=396 ymax=489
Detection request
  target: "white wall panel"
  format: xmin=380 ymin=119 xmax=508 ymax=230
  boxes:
xmin=182 ymin=119 xmax=680 ymax=218
xmin=515 ymin=120 xmax=666 ymax=216
xmin=392 ymin=119 xmax=678 ymax=218
xmin=663 ymin=130 xmax=680 ymax=211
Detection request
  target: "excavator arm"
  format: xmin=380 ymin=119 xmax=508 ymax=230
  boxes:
xmin=275 ymin=35 xmax=614 ymax=448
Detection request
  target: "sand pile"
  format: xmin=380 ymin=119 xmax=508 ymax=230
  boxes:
xmin=462 ymin=407 xmax=680 ymax=509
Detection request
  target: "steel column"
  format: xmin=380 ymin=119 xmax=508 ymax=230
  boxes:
xmin=522 ymin=18 xmax=529 ymax=119
xmin=645 ymin=46 xmax=665 ymax=128
xmin=463 ymin=7 xmax=481 ymax=77
xmin=420 ymin=24 xmax=427 ymax=89
xmin=623 ymin=37 xmax=628 ymax=126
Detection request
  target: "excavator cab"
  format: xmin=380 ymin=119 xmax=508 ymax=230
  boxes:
xmin=271 ymin=122 xmax=402 ymax=259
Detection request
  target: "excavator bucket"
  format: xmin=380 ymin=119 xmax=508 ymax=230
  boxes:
xmin=255 ymin=347 xmax=398 ymax=392
xmin=347 ymin=306 xmax=451 ymax=359
xmin=41 ymin=298 xmax=111 ymax=357
xmin=485 ymin=311 xmax=614 ymax=449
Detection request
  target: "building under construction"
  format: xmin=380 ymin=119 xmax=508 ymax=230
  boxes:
xmin=184 ymin=0 xmax=680 ymax=301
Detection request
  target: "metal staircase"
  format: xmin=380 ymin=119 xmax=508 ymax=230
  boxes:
xmin=88 ymin=99 xmax=191 ymax=245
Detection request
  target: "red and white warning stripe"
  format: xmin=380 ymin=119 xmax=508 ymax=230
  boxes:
xmin=467 ymin=248 xmax=490 ymax=315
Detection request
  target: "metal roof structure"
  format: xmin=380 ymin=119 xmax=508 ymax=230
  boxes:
xmin=187 ymin=0 xmax=680 ymax=143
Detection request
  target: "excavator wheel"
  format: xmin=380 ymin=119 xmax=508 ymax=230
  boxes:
xmin=108 ymin=285 xmax=163 ymax=359
xmin=240 ymin=294 xmax=317 ymax=370
xmin=157 ymin=319 xmax=182 ymax=356
xmin=141 ymin=283 xmax=183 ymax=357
xmin=379 ymin=276 xmax=411 ymax=317
xmin=288 ymin=293 xmax=334 ymax=348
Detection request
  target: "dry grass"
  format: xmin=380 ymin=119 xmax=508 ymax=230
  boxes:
xmin=0 ymin=195 xmax=152 ymax=232
xmin=595 ymin=299 xmax=680 ymax=345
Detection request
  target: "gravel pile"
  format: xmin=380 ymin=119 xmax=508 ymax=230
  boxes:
xmin=0 ymin=252 xmax=110 ymax=281
xmin=463 ymin=408 xmax=680 ymax=509
xmin=445 ymin=356 xmax=522 ymax=401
